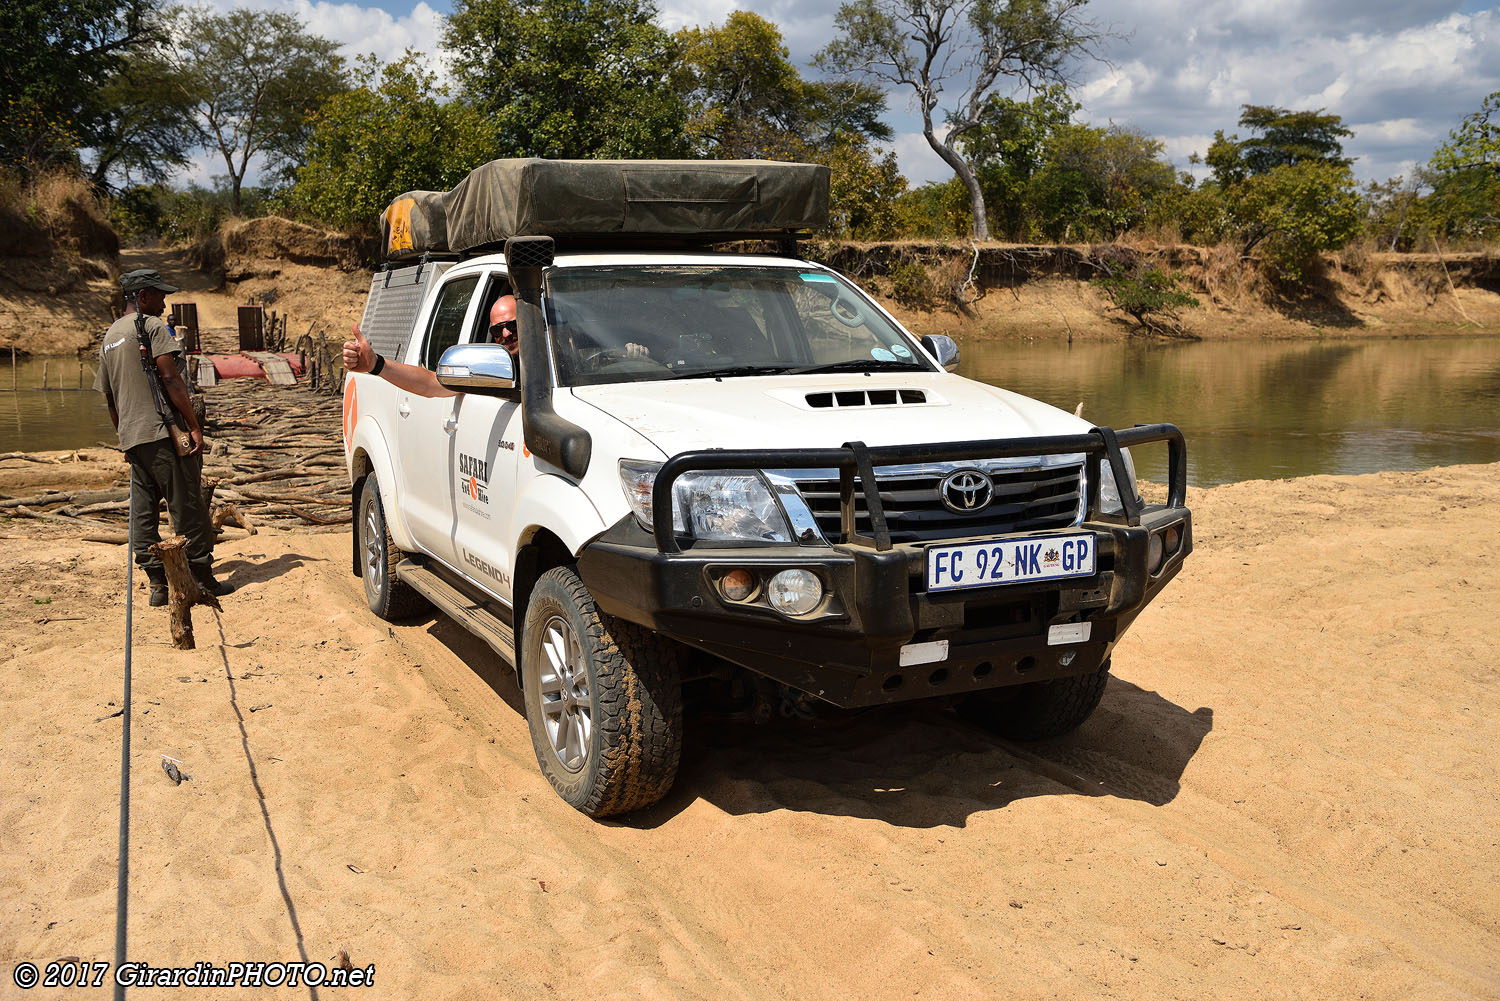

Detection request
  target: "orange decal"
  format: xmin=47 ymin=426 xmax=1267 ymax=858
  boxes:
xmin=342 ymin=379 xmax=357 ymax=452
xmin=384 ymin=198 xmax=416 ymax=255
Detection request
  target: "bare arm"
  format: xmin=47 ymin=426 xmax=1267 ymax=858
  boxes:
xmin=342 ymin=323 xmax=455 ymax=399
xmin=104 ymin=391 xmax=119 ymax=430
xmin=155 ymin=353 xmax=204 ymax=453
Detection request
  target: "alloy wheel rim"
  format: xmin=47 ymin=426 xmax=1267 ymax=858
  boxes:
xmin=537 ymin=614 xmax=591 ymax=772
xmin=363 ymin=496 xmax=384 ymax=593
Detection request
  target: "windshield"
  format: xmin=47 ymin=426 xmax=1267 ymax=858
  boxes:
xmin=544 ymin=265 xmax=931 ymax=387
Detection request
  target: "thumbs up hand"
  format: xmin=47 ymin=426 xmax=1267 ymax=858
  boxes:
xmin=343 ymin=322 xmax=375 ymax=373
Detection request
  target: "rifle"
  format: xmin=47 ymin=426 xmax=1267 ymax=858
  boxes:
xmin=134 ymin=304 xmax=194 ymax=457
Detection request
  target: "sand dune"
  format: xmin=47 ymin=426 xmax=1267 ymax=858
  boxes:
xmin=0 ymin=464 xmax=1496 ymax=999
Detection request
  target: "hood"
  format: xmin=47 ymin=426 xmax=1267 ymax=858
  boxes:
xmin=569 ymin=372 xmax=1090 ymax=458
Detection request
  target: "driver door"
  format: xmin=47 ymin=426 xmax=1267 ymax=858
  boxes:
xmin=450 ymin=271 xmax=523 ymax=604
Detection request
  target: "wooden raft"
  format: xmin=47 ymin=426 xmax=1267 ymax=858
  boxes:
xmin=242 ymin=351 xmax=296 ymax=385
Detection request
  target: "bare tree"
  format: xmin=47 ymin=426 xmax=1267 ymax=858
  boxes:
xmin=819 ymin=0 xmax=1109 ymax=240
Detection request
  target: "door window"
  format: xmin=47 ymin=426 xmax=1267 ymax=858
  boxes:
xmin=424 ymin=275 xmax=481 ymax=370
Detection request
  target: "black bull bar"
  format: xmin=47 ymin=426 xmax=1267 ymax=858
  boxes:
xmin=650 ymin=424 xmax=1188 ymax=553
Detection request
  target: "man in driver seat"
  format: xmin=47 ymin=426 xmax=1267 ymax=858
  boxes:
xmin=344 ymin=295 xmax=517 ymax=397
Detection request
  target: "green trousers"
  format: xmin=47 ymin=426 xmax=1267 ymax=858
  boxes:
xmin=126 ymin=438 xmax=214 ymax=580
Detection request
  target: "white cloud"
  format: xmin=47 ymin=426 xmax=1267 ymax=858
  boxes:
xmin=194 ymin=0 xmax=446 ymax=70
xmin=892 ymin=132 xmax=949 ymax=187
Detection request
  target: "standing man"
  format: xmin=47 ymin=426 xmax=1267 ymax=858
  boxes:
xmin=95 ymin=269 xmax=233 ymax=606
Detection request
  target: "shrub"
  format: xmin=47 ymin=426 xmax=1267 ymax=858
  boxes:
xmin=889 ymin=259 xmax=936 ymax=308
xmin=1092 ymin=265 xmax=1200 ymax=335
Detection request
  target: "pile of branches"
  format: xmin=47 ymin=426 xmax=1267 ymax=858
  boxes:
xmin=2 ymin=377 xmax=352 ymax=541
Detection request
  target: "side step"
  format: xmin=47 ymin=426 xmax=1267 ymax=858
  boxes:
xmin=395 ymin=559 xmax=516 ymax=666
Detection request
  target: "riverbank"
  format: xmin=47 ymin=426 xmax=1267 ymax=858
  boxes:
xmin=3 ymin=231 xmax=1498 ymax=360
xmin=0 ymin=461 xmax=1495 ymax=999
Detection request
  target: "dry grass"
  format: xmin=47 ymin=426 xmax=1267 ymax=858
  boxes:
xmin=0 ymin=168 xmax=117 ymax=260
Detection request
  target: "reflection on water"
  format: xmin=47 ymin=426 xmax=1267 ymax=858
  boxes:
xmin=4 ymin=338 xmax=1500 ymax=484
xmin=959 ymin=336 xmax=1500 ymax=486
xmin=0 ymin=357 xmax=117 ymax=453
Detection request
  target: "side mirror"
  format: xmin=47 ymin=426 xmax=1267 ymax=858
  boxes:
xmin=437 ymin=343 xmax=516 ymax=395
xmin=921 ymin=334 xmax=960 ymax=372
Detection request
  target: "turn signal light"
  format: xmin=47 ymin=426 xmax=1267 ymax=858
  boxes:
xmin=718 ymin=568 xmax=756 ymax=602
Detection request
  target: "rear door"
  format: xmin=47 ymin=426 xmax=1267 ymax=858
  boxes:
xmin=395 ymin=271 xmax=482 ymax=566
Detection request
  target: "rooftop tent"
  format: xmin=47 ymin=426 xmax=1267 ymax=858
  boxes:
xmin=378 ymin=159 xmax=829 ymax=259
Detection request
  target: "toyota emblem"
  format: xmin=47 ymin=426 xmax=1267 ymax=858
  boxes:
xmin=940 ymin=468 xmax=993 ymax=513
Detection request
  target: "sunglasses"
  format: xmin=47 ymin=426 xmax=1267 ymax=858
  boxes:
xmin=490 ymin=319 xmax=517 ymax=338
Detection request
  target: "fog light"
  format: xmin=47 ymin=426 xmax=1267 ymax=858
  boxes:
xmin=718 ymin=568 xmax=755 ymax=602
xmin=1164 ymin=523 xmax=1183 ymax=557
xmin=767 ymin=569 xmax=823 ymax=617
xmin=1147 ymin=532 xmax=1165 ymax=574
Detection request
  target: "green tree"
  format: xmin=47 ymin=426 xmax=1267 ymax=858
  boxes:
xmin=444 ymin=0 xmax=687 ymax=160
xmin=1206 ymin=105 xmax=1353 ymax=186
xmin=1230 ymin=161 xmax=1363 ymax=282
xmin=162 ymin=6 xmax=347 ymax=213
xmin=1029 ymin=122 xmax=1175 ymax=240
xmin=0 ymin=0 xmax=161 ymax=174
xmin=823 ymin=135 xmax=907 ymax=239
xmin=675 ymin=12 xmax=890 ymax=159
xmin=819 ymin=0 xmax=1109 ymax=241
xmin=962 ymin=84 xmax=1077 ymax=238
xmin=1431 ymin=92 xmax=1499 ymax=177
xmin=285 ymin=55 xmax=497 ymax=231
xmin=87 ymin=47 xmax=197 ymax=189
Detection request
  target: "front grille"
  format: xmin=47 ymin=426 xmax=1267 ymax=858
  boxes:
xmin=793 ymin=462 xmax=1083 ymax=544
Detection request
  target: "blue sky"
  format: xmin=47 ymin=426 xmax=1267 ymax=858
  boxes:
xmin=187 ymin=0 xmax=1500 ymax=193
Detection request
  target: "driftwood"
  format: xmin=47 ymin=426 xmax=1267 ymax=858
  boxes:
xmin=14 ymin=505 xmax=120 ymax=532
xmin=149 ymin=535 xmax=220 ymax=650
xmin=212 ymin=503 xmax=256 ymax=534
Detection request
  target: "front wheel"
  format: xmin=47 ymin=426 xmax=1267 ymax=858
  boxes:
xmin=958 ymin=658 xmax=1112 ymax=741
xmin=521 ymin=566 xmax=682 ymax=817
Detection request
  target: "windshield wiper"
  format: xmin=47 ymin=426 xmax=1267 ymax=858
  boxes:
xmin=674 ymin=364 xmax=796 ymax=380
xmin=784 ymin=359 xmax=926 ymax=375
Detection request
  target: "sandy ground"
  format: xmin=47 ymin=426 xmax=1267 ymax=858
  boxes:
xmin=0 ymin=463 xmax=1497 ymax=1000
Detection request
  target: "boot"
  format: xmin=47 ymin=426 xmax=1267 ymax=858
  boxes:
xmin=194 ymin=570 xmax=234 ymax=597
xmin=146 ymin=570 xmax=169 ymax=607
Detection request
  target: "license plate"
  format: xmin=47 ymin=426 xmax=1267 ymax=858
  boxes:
xmin=926 ymin=534 xmax=1096 ymax=593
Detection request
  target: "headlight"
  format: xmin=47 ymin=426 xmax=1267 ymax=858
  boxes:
xmin=1098 ymin=448 xmax=1140 ymax=515
xmin=618 ymin=460 xmax=793 ymax=543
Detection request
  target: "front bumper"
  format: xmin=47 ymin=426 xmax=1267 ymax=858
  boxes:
xmin=576 ymin=425 xmax=1192 ymax=709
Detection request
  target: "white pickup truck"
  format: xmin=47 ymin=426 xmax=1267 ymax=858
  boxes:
xmin=343 ymin=160 xmax=1192 ymax=817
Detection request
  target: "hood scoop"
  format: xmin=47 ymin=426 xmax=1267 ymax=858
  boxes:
xmin=805 ymin=388 xmax=928 ymax=409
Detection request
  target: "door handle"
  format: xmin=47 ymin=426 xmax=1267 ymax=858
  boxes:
xmin=444 ymin=417 xmax=459 ymax=433
xmin=398 ymin=402 xmax=411 ymax=418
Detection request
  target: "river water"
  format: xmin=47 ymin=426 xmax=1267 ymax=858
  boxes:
xmin=3 ymin=338 xmax=1499 ymax=485
xmin=958 ymin=336 xmax=1500 ymax=486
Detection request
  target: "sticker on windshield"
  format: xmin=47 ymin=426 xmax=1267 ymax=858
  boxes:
xmin=871 ymin=347 xmax=896 ymax=361
xmin=890 ymin=344 xmax=912 ymax=358
xmin=799 ymin=273 xmax=838 ymax=283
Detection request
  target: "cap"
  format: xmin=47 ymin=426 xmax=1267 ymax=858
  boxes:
xmin=120 ymin=269 xmax=179 ymax=295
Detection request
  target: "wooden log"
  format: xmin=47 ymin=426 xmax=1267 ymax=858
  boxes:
xmin=149 ymin=535 xmax=220 ymax=650
xmin=82 ymin=532 xmax=129 ymax=544
xmin=212 ymin=503 xmax=256 ymax=534
xmin=14 ymin=506 xmax=120 ymax=531
xmin=259 ymin=504 xmax=351 ymax=525
xmin=202 ymin=476 xmax=220 ymax=508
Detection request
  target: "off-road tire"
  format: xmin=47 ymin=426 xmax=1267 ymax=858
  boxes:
xmin=959 ymin=658 xmax=1112 ymax=741
xmin=359 ymin=475 xmax=425 ymax=620
xmin=521 ymin=566 xmax=682 ymax=817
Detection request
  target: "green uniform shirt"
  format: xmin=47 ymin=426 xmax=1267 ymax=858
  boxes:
xmin=94 ymin=313 xmax=177 ymax=452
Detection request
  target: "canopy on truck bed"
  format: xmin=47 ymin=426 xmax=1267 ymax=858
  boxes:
xmin=380 ymin=158 xmax=829 ymax=260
